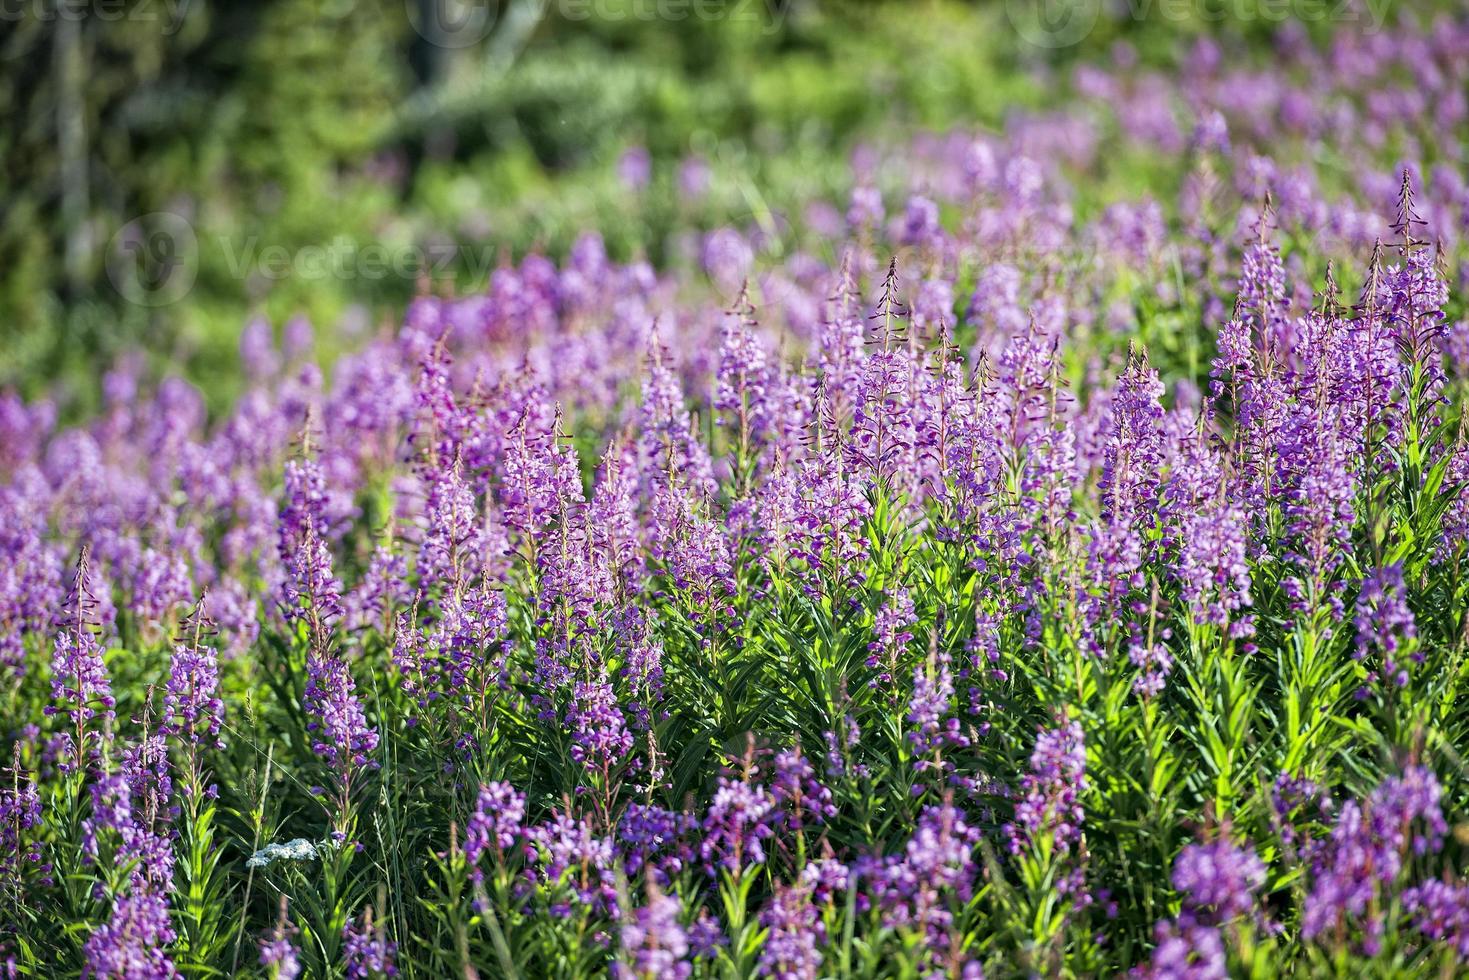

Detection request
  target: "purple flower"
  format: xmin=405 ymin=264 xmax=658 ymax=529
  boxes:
xmin=303 ymin=655 xmax=379 ymax=774
xmin=342 ymin=916 xmax=397 ymax=980
xmin=279 ymin=456 xmax=333 ymax=548
xmin=1382 ymin=237 xmax=1450 ymax=383
xmin=281 ymin=527 xmax=343 ymax=631
xmin=130 ymin=548 xmax=192 ymax=624
xmin=528 ymin=812 xmax=619 ymax=916
xmin=646 ymin=485 xmax=735 ymax=634
xmin=0 ymin=760 xmax=46 ymax=894
xmin=0 ymin=502 xmax=61 ymax=681
xmin=1353 ymin=563 xmax=1417 ymax=689
xmin=1091 ymin=349 xmax=1165 ymax=599
xmin=677 ymin=156 xmax=710 ymax=202
xmin=1402 ymin=879 xmax=1469 ymax=959
xmin=817 ymin=256 xmax=868 ymax=413
xmin=259 ymin=910 xmax=302 ymax=980
xmin=687 ymin=912 xmax=726 ymax=959
xmin=1440 ymin=446 xmax=1469 ymax=561
xmin=756 ymin=882 xmax=822 ymax=980
xmin=1272 ymin=400 xmax=1356 ymax=593
xmin=847 ymin=185 xmax=884 ymax=230
xmin=847 ymin=343 xmax=918 ymax=485
xmin=617 ymin=803 xmax=695 ymax=884
xmin=239 ymin=321 xmax=279 ymax=382
xmin=1212 ymin=314 xmax=1254 ymax=383
xmin=47 ymin=629 xmax=113 ymax=728
xmin=702 ymin=228 xmax=754 ymax=295
xmin=1166 ymin=431 xmax=1253 ymax=637
xmin=1301 ymin=766 xmax=1447 ymax=950
xmin=770 ymin=746 xmax=836 ymax=833
xmin=966 ymin=263 xmax=1026 ymax=339
xmin=205 ymin=577 xmax=259 ymax=658
xmin=432 ymin=581 xmax=510 ymax=693
xmin=911 ymin=277 xmax=954 ymax=336
xmin=786 ymin=464 xmax=871 ymax=603
xmin=419 ymin=466 xmax=482 ymax=588
xmin=465 ymin=781 xmax=526 ymax=876
xmin=1271 ymin=772 xmax=1326 ymax=849
xmin=1191 ymin=109 xmax=1230 ymax=154
xmin=867 ymin=803 xmax=980 ymax=950
xmin=1132 ymin=919 xmax=1225 ymax=979
xmin=898 ymin=195 xmax=944 ymax=251
xmin=1175 ymin=502 xmax=1257 ymax=631
xmin=1171 ymin=838 xmax=1266 ymax=924
xmin=1127 ymin=630 xmax=1175 ymax=700
xmin=800 ymin=859 xmax=850 ymax=906
xmin=83 ymin=889 xmax=180 ymax=979
xmin=637 ymin=338 xmax=714 ymax=497
xmin=84 ymin=761 xmax=175 ymax=892
xmin=867 ymin=587 xmax=915 ymax=684
xmin=907 ymin=650 xmax=969 ymax=760
xmin=164 ymin=642 xmax=223 ymax=747
xmin=714 ymin=312 xmax=780 ymax=468
xmin=617 ymin=146 xmax=652 ymax=192
xmin=823 ymin=715 xmax=869 ymax=781
xmin=1007 ymin=720 xmax=1087 ymax=857
xmin=344 ymin=545 xmax=410 ymax=632
xmin=615 ymin=889 xmax=690 ymax=980
xmin=700 ymin=774 xmax=776 ymax=876
xmin=278 ymin=456 xmax=344 ymax=630
xmin=1238 ymin=220 xmax=1287 ymax=341
xmin=568 ymin=680 xmax=634 ymax=774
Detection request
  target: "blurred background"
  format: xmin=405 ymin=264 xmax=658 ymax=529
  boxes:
xmin=0 ymin=0 xmax=1410 ymax=412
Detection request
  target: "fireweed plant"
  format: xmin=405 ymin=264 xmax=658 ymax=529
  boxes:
xmin=7 ymin=18 xmax=1469 ymax=980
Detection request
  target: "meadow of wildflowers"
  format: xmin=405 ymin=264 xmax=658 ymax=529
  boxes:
xmin=6 ymin=14 xmax=1469 ymax=979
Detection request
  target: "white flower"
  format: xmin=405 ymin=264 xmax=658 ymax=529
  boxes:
xmin=246 ymin=838 xmax=320 ymax=869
